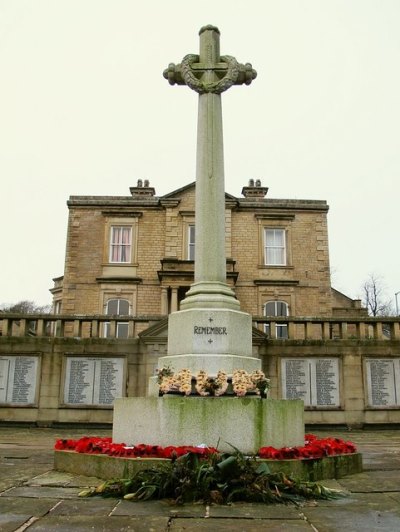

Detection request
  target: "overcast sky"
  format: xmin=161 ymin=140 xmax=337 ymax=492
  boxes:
xmin=1 ymin=0 xmax=399 ymax=310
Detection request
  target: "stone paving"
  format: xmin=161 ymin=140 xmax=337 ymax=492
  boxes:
xmin=0 ymin=427 xmax=399 ymax=531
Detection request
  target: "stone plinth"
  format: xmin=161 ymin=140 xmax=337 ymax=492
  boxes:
xmin=164 ymin=308 xmax=260 ymax=375
xmin=113 ymin=397 xmax=304 ymax=454
xmin=55 ymin=450 xmax=363 ymax=482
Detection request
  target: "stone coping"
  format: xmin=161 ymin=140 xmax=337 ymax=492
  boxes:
xmin=54 ymin=450 xmax=362 ymax=483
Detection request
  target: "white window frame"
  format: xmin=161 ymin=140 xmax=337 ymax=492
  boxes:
xmin=187 ymin=224 xmax=195 ymax=260
xmin=264 ymin=300 xmax=289 ymax=338
xmin=264 ymin=228 xmax=286 ymax=266
xmin=109 ymin=226 xmax=132 ymax=263
xmin=104 ymin=298 xmax=130 ymax=338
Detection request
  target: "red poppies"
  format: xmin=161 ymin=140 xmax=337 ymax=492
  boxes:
xmin=258 ymin=434 xmax=357 ymax=459
xmin=54 ymin=437 xmax=218 ymax=458
xmin=54 ymin=433 xmax=356 ymax=460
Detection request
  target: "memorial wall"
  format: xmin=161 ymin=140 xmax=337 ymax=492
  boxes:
xmin=1 ymin=337 xmax=400 ymax=426
xmin=63 ymin=356 xmax=125 ymax=406
xmin=0 ymin=355 xmax=39 ymax=405
xmin=281 ymin=358 xmax=340 ymax=407
xmin=365 ymin=358 xmax=400 ymax=408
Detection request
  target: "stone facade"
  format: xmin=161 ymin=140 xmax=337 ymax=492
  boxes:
xmin=51 ymin=180 xmax=362 ymax=324
xmin=1 ymin=327 xmax=400 ymax=427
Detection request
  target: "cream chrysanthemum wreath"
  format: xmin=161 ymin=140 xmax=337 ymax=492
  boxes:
xmin=157 ymin=368 xmax=269 ymax=398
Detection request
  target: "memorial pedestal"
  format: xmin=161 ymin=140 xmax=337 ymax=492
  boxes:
xmin=113 ymin=396 xmax=304 ymax=454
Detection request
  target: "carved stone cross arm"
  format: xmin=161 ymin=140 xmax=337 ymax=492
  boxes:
xmin=163 ymin=25 xmax=257 ymax=94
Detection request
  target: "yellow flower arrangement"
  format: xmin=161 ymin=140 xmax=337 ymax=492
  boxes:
xmin=195 ymin=370 xmax=229 ymax=396
xmin=158 ymin=368 xmax=192 ymax=396
xmin=157 ymin=367 xmax=270 ymax=398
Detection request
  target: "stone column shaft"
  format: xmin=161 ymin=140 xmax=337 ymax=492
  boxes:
xmin=180 ymin=26 xmax=239 ymax=311
xmin=196 ymin=27 xmax=224 ymax=285
xmin=161 ymin=287 xmax=168 ymax=315
xmin=194 ymin=91 xmax=226 ymax=284
xmin=171 ymin=288 xmax=178 ymax=312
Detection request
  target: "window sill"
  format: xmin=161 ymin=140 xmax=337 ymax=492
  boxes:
xmin=258 ymin=265 xmax=294 ymax=270
xmin=103 ymin=262 xmax=139 ymax=267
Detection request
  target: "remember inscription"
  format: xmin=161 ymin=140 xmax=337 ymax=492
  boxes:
xmin=194 ymin=326 xmax=228 ymax=335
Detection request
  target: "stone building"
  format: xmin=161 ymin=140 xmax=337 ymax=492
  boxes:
xmin=2 ymin=180 xmax=399 ymax=428
xmin=51 ymin=179 xmax=364 ymax=332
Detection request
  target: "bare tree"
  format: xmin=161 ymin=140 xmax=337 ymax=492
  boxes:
xmin=0 ymin=300 xmax=51 ymax=314
xmin=362 ymin=274 xmax=394 ymax=316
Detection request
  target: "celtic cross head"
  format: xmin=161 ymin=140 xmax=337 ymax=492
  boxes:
xmin=163 ymin=25 xmax=257 ymax=94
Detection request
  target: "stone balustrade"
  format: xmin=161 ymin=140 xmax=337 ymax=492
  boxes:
xmin=253 ymin=316 xmax=400 ymax=341
xmin=1 ymin=313 xmax=400 ymax=341
xmin=0 ymin=313 xmax=163 ymax=339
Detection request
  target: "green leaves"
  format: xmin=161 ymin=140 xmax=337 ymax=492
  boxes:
xmin=255 ymin=461 xmax=270 ymax=476
xmin=216 ymin=455 xmax=239 ymax=477
xmin=81 ymin=450 xmax=346 ymax=505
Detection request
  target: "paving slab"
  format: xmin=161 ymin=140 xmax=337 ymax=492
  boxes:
xmin=0 ymin=455 xmax=53 ymax=491
xmin=0 ymin=513 xmax=32 ymax=532
xmin=0 ymin=496 xmax=59 ymax=515
xmin=26 ymin=470 xmax=76 ymax=486
xmin=25 ymin=514 xmax=170 ymax=531
xmin=66 ymin=474 xmax=106 ymax=487
xmin=114 ymin=499 xmax=207 ymax=517
xmin=309 ymin=492 xmax=400 ymax=509
xmin=338 ymin=470 xmax=400 ymax=492
xmin=49 ymin=497 xmax=119 ymax=516
xmin=301 ymin=504 xmax=400 ymax=532
xmin=361 ymin=449 xmax=400 ymax=470
xmin=26 ymin=470 xmax=103 ymax=487
xmin=169 ymin=517 xmax=313 ymax=531
xmin=113 ymin=500 xmax=304 ymax=519
xmin=3 ymin=485 xmax=82 ymax=499
xmin=207 ymin=502 xmax=302 ymax=519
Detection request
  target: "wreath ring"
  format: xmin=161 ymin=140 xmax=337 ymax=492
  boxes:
xmin=181 ymin=54 xmax=239 ymax=94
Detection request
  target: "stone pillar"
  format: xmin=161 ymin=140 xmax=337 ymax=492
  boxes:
xmin=161 ymin=287 xmax=169 ymax=315
xmin=170 ymin=288 xmax=178 ymax=313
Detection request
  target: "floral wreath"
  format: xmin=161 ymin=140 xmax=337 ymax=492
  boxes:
xmin=157 ymin=367 xmax=270 ymax=398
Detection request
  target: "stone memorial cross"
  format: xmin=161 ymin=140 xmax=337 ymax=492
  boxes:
xmin=164 ymin=25 xmax=256 ymax=311
xmin=114 ymin=26 xmax=305 ymax=452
